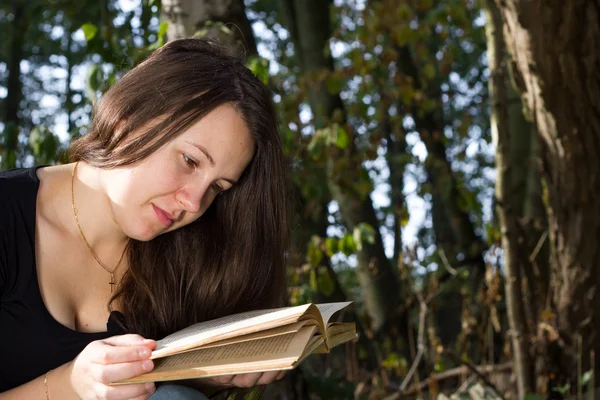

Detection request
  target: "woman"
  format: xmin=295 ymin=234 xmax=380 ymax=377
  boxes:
xmin=0 ymin=38 xmax=289 ymax=399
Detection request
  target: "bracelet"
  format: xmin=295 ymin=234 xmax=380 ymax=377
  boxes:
xmin=44 ymin=369 xmax=52 ymax=400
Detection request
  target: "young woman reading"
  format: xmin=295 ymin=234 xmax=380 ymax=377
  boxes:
xmin=0 ymin=38 xmax=290 ymax=400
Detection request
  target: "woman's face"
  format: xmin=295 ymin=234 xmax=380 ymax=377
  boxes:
xmin=101 ymin=103 xmax=255 ymax=241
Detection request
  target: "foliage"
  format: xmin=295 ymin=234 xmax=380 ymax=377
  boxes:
xmin=2 ymin=0 xmax=580 ymax=398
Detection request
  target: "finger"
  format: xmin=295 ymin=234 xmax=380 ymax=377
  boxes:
xmin=232 ymin=372 xmax=262 ymax=388
xmin=103 ymin=334 xmax=157 ymax=349
xmin=276 ymin=370 xmax=287 ymax=380
xmin=93 ymin=359 xmax=154 ymax=384
xmin=209 ymin=374 xmax=236 ymax=385
xmin=256 ymin=371 xmax=282 ymax=386
xmin=92 ymin=344 xmax=153 ymax=365
xmin=95 ymin=381 xmax=155 ymax=400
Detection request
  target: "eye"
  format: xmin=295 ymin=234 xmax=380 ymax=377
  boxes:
xmin=183 ymin=153 xmax=198 ymax=169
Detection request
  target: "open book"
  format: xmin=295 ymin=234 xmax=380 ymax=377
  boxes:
xmin=115 ymin=302 xmax=356 ymax=384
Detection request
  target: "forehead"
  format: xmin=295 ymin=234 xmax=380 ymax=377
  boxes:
xmin=176 ymin=104 xmax=255 ymax=170
xmin=181 ymin=104 xmax=251 ymax=142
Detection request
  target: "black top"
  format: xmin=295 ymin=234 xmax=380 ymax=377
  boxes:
xmin=0 ymin=167 xmax=127 ymax=392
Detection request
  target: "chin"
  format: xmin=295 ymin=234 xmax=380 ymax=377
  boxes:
xmin=124 ymin=225 xmax=163 ymax=242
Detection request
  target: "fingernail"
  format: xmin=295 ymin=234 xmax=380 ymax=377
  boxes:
xmin=145 ymin=382 xmax=155 ymax=392
xmin=139 ymin=348 xmax=150 ymax=358
xmin=142 ymin=360 xmax=154 ymax=371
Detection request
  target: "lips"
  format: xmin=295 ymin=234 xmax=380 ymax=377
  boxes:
xmin=152 ymin=204 xmax=174 ymax=228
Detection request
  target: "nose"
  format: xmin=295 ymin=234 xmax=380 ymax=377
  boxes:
xmin=175 ymin=183 xmax=207 ymax=214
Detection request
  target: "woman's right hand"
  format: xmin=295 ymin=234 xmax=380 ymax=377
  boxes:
xmin=68 ymin=334 xmax=157 ymax=400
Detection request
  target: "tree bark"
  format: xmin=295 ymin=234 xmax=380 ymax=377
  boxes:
xmin=160 ymin=0 xmax=257 ymax=56
xmin=380 ymin=95 xmax=407 ymax=264
xmin=496 ymin=0 xmax=600 ymax=387
xmin=65 ymin=21 xmax=75 ymax=140
xmin=484 ymin=0 xmax=534 ymax=396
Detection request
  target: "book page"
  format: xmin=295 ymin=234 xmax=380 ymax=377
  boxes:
xmin=316 ymin=323 xmax=357 ymax=353
xmin=198 ymin=321 xmax=308 ymax=350
xmin=116 ymin=326 xmax=318 ymax=384
xmin=316 ymin=302 xmax=352 ymax=326
xmin=152 ymin=304 xmax=312 ymax=359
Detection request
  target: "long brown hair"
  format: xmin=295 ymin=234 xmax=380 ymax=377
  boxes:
xmin=70 ymin=38 xmax=290 ymax=340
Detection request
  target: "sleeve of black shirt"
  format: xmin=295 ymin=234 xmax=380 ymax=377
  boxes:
xmin=0 ymin=183 xmax=7 ymax=297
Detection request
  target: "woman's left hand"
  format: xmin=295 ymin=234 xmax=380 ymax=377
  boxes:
xmin=206 ymin=370 xmax=286 ymax=388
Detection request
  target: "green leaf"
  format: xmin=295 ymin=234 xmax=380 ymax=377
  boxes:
xmin=552 ymin=383 xmax=570 ymax=394
xmin=325 ymin=237 xmax=338 ymax=256
xmin=307 ymin=131 xmax=326 ymax=160
xmin=524 ymin=395 xmax=547 ymax=400
xmin=353 ymin=223 xmax=376 ymax=251
xmin=157 ymin=21 xmax=168 ymax=39
xmin=3 ymin=150 xmax=16 ymax=170
xmin=193 ymin=28 xmax=209 ymax=38
xmin=459 ymin=269 xmax=470 ymax=280
xmin=422 ymin=63 xmax=436 ymax=80
xmin=220 ymin=24 xmax=232 ymax=35
xmin=85 ymin=64 xmax=104 ymax=101
xmin=339 ymin=234 xmax=356 ymax=256
xmin=29 ymin=126 xmax=60 ymax=164
xmin=434 ymin=360 xmax=445 ymax=372
xmin=317 ymin=267 xmax=335 ymax=296
xmin=81 ymin=23 xmax=98 ymax=41
xmin=334 ymin=125 xmax=350 ymax=149
xmin=354 ymin=168 xmax=374 ymax=200
xmin=147 ymin=37 xmax=165 ymax=52
xmin=309 ymin=267 xmax=318 ymax=290
xmin=322 ymin=124 xmax=350 ymax=150
xmin=326 ymin=74 xmax=345 ymax=95
xmin=307 ymin=237 xmax=323 ymax=267
xmin=582 ymin=369 xmax=593 ymax=385
xmin=247 ymin=57 xmax=270 ymax=85
xmin=226 ymin=386 xmax=261 ymax=400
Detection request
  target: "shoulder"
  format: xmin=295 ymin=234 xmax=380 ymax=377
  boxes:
xmin=0 ymin=166 xmax=41 ymax=187
xmin=0 ymin=167 xmax=40 ymax=292
xmin=0 ymin=167 xmax=42 ymax=230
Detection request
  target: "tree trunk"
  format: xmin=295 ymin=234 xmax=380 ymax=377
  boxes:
xmin=496 ymin=0 xmax=600 ymax=388
xmin=484 ymin=0 xmax=534 ymax=396
xmin=277 ymin=0 xmax=404 ymax=333
xmin=65 ymin=21 xmax=75 ymax=140
xmin=160 ymin=0 xmax=257 ymax=56
xmin=391 ymin=40 xmax=488 ymax=356
xmin=380 ymin=95 xmax=407 ymax=264
xmin=394 ymin=43 xmax=488 ymax=291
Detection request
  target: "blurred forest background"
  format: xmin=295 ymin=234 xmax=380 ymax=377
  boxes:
xmin=1 ymin=0 xmax=599 ymax=399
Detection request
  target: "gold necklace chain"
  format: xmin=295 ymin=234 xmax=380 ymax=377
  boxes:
xmin=71 ymin=162 xmax=127 ymax=293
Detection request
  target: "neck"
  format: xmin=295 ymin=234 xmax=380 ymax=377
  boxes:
xmin=68 ymin=162 xmax=129 ymax=263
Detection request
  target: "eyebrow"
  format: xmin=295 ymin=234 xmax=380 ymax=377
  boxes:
xmin=185 ymin=140 xmax=238 ymax=185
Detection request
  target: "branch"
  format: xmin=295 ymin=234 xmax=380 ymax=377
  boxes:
xmin=528 ymin=230 xmax=548 ymax=263
xmin=399 ymin=293 xmax=427 ymax=391
xmin=388 ymin=362 xmax=512 ymax=395
xmin=438 ymin=248 xmax=458 ymax=276
xmin=443 ymin=350 xmax=508 ymax=400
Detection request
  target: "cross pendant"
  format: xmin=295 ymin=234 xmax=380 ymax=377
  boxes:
xmin=109 ymin=273 xmax=115 ymax=293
